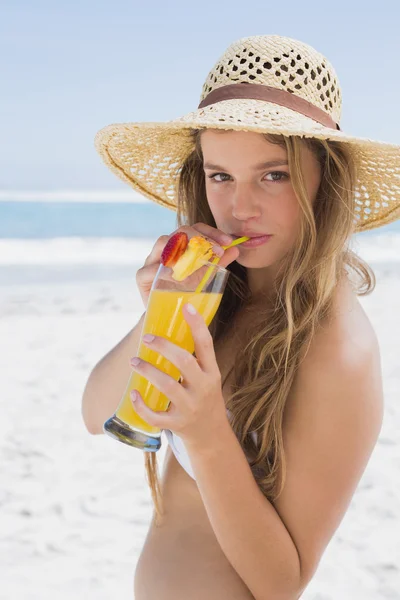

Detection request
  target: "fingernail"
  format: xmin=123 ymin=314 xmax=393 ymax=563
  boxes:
xmin=186 ymin=303 xmax=197 ymax=315
xmin=131 ymin=390 xmax=138 ymax=402
xmin=212 ymin=245 xmax=224 ymax=257
xmin=222 ymin=234 xmax=233 ymax=243
xmin=131 ymin=357 xmax=141 ymax=366
xmin=143 ymin=334 xmax=155 ymax=343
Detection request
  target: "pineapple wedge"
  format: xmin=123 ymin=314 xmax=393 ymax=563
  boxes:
xmin=171 ymin=235 xmax=215 ymax=281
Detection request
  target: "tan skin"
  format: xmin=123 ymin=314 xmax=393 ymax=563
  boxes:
xmin=133 ymin=131 xmax=384 ymax=599
xmin=202 ymin=130 xmax=321 ymax=294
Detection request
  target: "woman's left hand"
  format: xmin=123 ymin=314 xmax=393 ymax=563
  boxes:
xmin=129 ymin=302 xmax=229 ymax=450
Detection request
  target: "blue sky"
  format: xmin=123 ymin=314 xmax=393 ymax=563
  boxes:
xmin=2 ymin=0 xmax=400 ymax=190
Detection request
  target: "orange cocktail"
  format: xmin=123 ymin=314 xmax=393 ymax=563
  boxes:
xmin=116 ymin=288 xmax=222 ymax=434
xmin=103 ymin=260 xmax=229 ymax=452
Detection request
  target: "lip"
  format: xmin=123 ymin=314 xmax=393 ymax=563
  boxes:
xmin=240 ymin=235 xmax=272 ymax=248
xmin=231 ymin=232 xmax=270 ymax=238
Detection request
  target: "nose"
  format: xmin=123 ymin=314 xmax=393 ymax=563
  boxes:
xmin=231 ymin=185 xmax=262 ymax=220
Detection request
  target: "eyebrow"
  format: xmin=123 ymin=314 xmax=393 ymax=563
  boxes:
xmin=203 ymin=159 xmax=289 ymax=171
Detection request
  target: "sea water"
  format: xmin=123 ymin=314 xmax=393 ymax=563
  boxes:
xmin=1 ymin=194 xmax=399 ymax=288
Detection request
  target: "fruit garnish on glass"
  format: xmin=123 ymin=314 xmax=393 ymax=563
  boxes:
xmin=160 ymin=232 xmax=250 ymax=281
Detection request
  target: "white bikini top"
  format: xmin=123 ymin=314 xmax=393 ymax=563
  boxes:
xmin=163 ymin=409 xmax=257 ymax=480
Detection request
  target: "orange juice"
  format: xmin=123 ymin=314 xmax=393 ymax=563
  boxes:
xmin=116 ymin=288 xmax=223 ymax=436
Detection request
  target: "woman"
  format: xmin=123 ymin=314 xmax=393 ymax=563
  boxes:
xmin=82 ymin=34 xmax=400 ymax=599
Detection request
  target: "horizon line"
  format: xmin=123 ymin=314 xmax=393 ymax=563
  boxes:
xmin=0 ymin=190 xmax=152 ymax=203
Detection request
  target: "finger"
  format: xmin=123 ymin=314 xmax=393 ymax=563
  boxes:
xmin=216 ymin=245 xmax=241 ymax=269
xmin=141 ymin=334 xmax=202 ymax=386
xmin=130 ymin=390 xmax=172 ymax=430
xmin=130 ymin=357 xmax=187 ymax=411
xmin=182 ymin=303 xmax=219 ymax=374
xmin=190 ymin=223 xmax=234 ymax=247
xmin=136 ymin=261 xmax=160 ymax=285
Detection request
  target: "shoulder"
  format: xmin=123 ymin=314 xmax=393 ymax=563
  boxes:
xmin=272 ymin=281 xmax=384 ymax=588
xmin=305 ymin=279 xmax=381 ymax=395
xmin=285 ymin=279 xmax=383 ymax=438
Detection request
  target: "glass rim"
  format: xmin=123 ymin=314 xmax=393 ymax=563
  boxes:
xmin=202 ymin=260 xmax=229 ymax=272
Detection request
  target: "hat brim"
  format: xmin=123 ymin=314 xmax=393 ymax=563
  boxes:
xmin=94 ymin=99 xmax=400 ymax=232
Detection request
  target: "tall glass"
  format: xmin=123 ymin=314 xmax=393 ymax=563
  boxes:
xmin=103 ymin=260 xmax=230 ymax=452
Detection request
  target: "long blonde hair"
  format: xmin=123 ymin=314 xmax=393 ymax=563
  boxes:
xmin=144 ymin=129 xmax=375 ymax=525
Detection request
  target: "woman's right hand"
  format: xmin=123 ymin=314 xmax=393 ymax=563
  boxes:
xmin=135 ymin=223 xmax=240 ymax=309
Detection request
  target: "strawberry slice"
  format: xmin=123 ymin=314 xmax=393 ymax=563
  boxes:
xmin=161 ymin=232 xmax=189 ymax=267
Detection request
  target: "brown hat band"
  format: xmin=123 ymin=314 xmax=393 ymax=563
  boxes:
xmin=198 ymin=83 xmax=340 ymax=131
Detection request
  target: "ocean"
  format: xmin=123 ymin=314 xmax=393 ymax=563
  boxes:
xmin=0 ymin=200 xmax=177 ymax=239
xmin=1 ymin=195 xmax=399 ymax=286
xmin=2 ymin=197 xmax=399 ymax=240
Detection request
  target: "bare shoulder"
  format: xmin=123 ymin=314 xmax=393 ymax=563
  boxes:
xmin=304 ymin=277 xmax=381 ymax=373
xmin=272 ymin=278 xmax=384 ymax=589
xmin=285 ymin=276 xmax=384 ymax=443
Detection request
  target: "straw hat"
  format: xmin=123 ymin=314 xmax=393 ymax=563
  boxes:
xmin=94 ymin=34 xmax=400 ymax=232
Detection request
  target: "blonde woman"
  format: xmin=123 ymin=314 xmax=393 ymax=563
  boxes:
xmin=82 ymin=35 xmax=399 ymax=599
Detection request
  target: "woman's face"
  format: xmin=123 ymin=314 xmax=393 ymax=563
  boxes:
xmin=200 ymin=129 xmax=322 ymax=292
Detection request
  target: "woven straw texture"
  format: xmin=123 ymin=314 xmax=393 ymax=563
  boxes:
xmin=95 ymin=35 xmax=400 ymax=232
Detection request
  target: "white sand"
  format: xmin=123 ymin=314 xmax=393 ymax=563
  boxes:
xmin=1 ymin=244 xmax=399 ymax=599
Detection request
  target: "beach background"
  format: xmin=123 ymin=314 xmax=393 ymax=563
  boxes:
xmin=2 ymin=192 xmax=400 ymax=599
xmin=3 ymin=0 xmax=400 ymax=597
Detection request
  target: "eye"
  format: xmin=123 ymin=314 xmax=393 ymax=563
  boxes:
xmin=265 ymin=171 xmax=289 ymax=182
xmin=207 ymin=171 xmax=289 ymax=183
xmin=208 ymin=172 xmax=231 ymax=183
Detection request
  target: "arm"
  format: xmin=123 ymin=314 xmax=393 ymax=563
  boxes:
xmin=81 ymin=310 xmax=146 ymax=434
xmin=185 ymin=331 xmax=384 ymax=600
xmin=186 ymin=422 xmax=301 ymax=600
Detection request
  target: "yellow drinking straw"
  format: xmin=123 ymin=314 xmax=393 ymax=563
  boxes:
xmin=195 ymin=236 xmax=250 ymax=293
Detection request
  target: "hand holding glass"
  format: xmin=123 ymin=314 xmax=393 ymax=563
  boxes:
xmin=103 ymin=260 xmax=229 ymax=451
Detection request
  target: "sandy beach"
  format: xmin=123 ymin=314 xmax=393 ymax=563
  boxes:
xmin=2 ymin=237 xmax=399 ymax=599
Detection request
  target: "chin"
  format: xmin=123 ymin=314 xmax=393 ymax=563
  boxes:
xmin=235 ymin=253 xmax=276 ymax=269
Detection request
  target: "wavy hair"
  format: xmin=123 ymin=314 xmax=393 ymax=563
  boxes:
xmin=144 ymin=129 xmax=375 ymax=526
